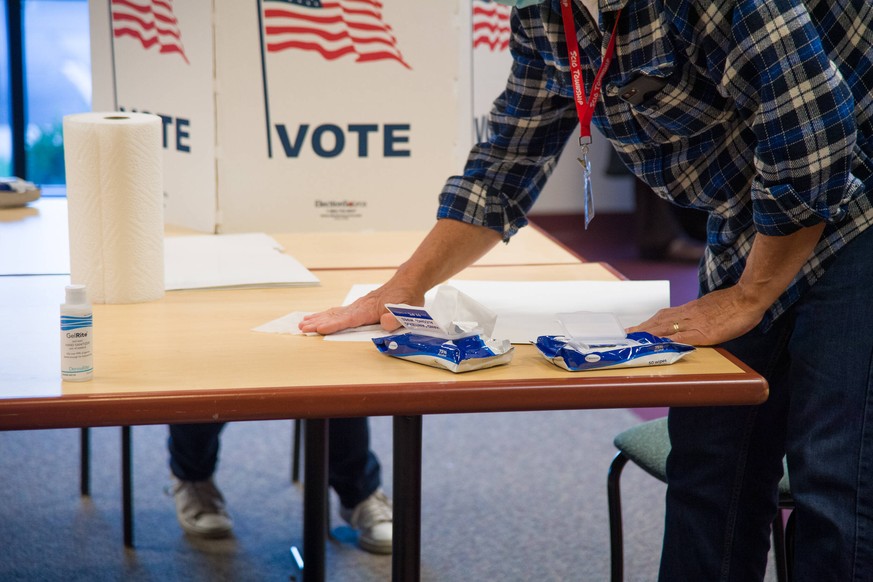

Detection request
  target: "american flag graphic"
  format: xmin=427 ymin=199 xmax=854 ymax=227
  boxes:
xmin=110 ymin=0 xmax=189 ymax=64
xmin=472 ymin=0 xmax=511 ymax=51
xmin=262 ymin=0 xmax=410 ymax=69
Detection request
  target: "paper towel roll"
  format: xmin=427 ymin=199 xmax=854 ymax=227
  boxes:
xmin=63 ymin=112 xmax=165 ymax=303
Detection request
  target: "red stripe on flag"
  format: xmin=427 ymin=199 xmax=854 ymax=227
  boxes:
xmin=472 ymin=0 xmax=511 ymax=52
xmin=263 ymin=0 xmax=410 ymax=69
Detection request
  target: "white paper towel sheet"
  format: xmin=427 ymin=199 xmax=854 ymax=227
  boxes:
xmin=63 ymin=112 xmax=165 ymax=303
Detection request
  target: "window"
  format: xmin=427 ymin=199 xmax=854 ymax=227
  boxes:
xmin=4 ymin=0 xmax=91 ymax=191
xmin=1 ymin=3 xmax=10 ymax=177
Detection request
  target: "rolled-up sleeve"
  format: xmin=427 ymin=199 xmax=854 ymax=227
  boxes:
xmin=438 ymin=9 xmax=580 ymax=241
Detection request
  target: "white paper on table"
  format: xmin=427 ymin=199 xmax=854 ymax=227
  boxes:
xmin=165 ymin=233 xmax=320 ymax=290
xmin=252 ymin=310 xmax=385 ymax=338
xmin=252 ymin=311 xmax=318 ymax=335
xmin=313 ymin=324 xmax=389 ymax=340
xmin=326 ymin=280 xmax=670 ymax=344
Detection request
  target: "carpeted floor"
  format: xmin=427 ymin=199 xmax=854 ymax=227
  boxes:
xmin=0 ymin=412 xmax=671 ymax=581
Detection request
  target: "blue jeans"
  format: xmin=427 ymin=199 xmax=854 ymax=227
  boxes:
xmin=659 ymin=225 xmax=873 ymax=582
xmin=168 ymin=417 xmax=382 ymax=509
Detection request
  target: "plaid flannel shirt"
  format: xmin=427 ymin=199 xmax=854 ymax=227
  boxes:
xmin=438 ymin=0 xmax=873 ymax=330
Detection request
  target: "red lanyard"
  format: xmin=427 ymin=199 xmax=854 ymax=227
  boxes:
xmin=559 ymin=0 xmax=621 ymax=145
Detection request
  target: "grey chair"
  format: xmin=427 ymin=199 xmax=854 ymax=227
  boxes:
xmin=607 ymin=417 xmax=795 ymax=582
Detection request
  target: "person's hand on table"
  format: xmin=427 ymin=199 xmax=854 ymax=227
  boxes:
xmin=299 ymin=282 xmax=425 ymax=335
xmin=299 ymin=219 xmax=503 ymax=336
xmin=630 ymin=223 xmax=826 ymax=346
xmin=627 ymin=285 xmax=767 ymax=346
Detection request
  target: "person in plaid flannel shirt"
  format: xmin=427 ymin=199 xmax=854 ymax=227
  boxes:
xmin=303 ymin=2 xmax=873 ymax=579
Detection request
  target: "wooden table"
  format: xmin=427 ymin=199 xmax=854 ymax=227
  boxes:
xmin=0 ymin=197 xmax=582 ymax=276
xmin=1 ymin=199 xmax=768 ymax=581
xmin=1 ymin=265 xmax=761 ymax=421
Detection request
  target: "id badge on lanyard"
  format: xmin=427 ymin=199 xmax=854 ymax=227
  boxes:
xmin=559 ymin=0 xmax=621 ymax=228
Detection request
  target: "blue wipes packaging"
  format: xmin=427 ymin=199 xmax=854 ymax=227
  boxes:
xmin=372 ymin=333 xmax=514 ymax=373
xmin=534 ymin=332 xmax=694 ymax=372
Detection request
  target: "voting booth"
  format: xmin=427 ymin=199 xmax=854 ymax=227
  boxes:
xmin=89 ymin=0 xmax=629 ymax=234
xmin=90 ymin=0 xmax=474 ymax=233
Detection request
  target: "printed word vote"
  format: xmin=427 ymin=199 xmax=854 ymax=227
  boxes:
xmin=119 ymin=107 xmax=191 ymax=153
xmin=275 ymin=123 xmax=411 ymax=158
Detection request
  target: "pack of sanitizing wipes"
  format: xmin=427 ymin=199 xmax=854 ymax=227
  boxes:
xmin=372 ymin=285 xmax=513 ymax=373
xmin=372 ymin=333 xmax=514 ymax=373
xmin=534 ymin=332 xmax=695 ymax=372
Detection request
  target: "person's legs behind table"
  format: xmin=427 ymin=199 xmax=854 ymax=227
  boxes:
xmin=659 ymin=226 xmax=873 ymax=581
xmin=330 ymin=417 xmax=393 ymax=554
xmin=168 ymin=422 xmax=233 ymax=538
xmin=167 ymin=417 xmax=393 ymax=553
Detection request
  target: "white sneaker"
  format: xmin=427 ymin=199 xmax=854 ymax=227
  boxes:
xmin=339 ymin=489 xmax=393 ymax=554
xmin=170 ymin=476 xmax=233 ymax=538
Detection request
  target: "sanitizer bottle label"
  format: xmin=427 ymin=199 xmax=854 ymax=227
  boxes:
xmin=61 ymin=313 xmax=93 ymax=378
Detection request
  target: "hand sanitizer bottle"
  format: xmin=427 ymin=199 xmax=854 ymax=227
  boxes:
xmin=61 ymin=284 xmax=93 ymax=381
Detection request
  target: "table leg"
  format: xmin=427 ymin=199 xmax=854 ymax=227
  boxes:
xmin=80 ymin=427 xmax=90 ymax=496
xmin=301 ymin=418 xmax=328 ymax=582
xmin=292 ymin=419 xmax=303 ymax=483
xmin=393 ymin=415 xmax=422 ymax=582
xmin=121 ymin=426 xmax=133 ymax=548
